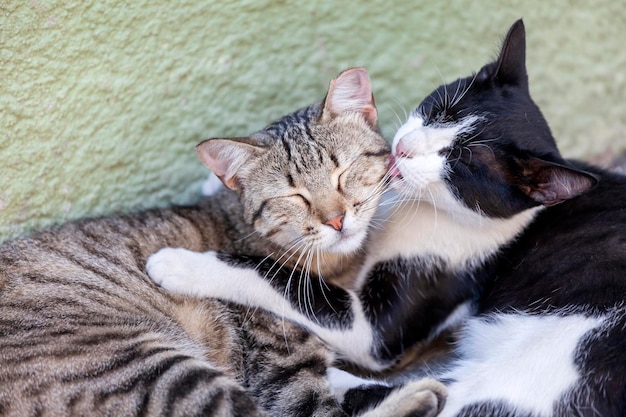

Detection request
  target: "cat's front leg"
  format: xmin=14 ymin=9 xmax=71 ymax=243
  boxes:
xmin=327 ymin=368 xmax=447 ymax=417
xmin=147 ymin=248 xmax=273 ymax=302
xmin=146 ymin=248 xmax=205 ymax=294
xmin=147 ymin=248 xmax=332 ymax=331
xmin=147 ymin=248 xmax=389 ymax=371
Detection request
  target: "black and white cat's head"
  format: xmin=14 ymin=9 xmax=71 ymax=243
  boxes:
xmin=390 ymin=20 xmax=597 ymax=221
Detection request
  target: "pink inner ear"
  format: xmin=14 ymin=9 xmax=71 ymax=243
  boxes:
xmin=325 ymin=67 xmax=378 ymax=126
xmin=195 ymin=138 xmax=267 ymax=191
xmin=206 ymin=156 xmax=229 ymax=178
xmin=196 ymin=142 xmax=226 ymax=177
xmin=519 ymin=158 xmax=598 ymax=206
xmin=196 ymin=141 xmax=239 ymax=190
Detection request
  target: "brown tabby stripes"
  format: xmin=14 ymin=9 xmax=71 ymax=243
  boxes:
xmin=0 ymin=68 xmax=391 ymax=416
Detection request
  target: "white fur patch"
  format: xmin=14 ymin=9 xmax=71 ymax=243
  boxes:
xmin=361 ymin=192 xmax=540 ymax=276
xmin=361 ymin=379 xmax=447 ymax=417
xmin=382 ymin=112 xmax=538 ymax=272
xmin=391 ymin=115 xmax=480 ymax=192
xmin=438 ymin=313 xmax=605 ymax=417
xmin=327 ymin=367 xmax=383 ymax=403
xmin=393 ymin=115 xmax=469 ymax=156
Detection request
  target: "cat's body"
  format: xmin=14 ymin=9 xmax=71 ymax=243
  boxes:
xmin=437 ymin=160 xmax=626 ymax=417
xmin=149 ymin=21 xmax=626 ymax=416
xmin=0 ymin=195 xmax=261 ymax=416
xmin=388 ymin=21 xmax=625 ymax=416
xmin=0 ymin=68 xmax=446 ymax=417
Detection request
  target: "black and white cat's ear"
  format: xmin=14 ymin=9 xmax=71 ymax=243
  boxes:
xmin=516 ymin=157 xmax=599 ymax=206
xmin=195 ymin=137 xmax=267 ymax=190
xmin=477 ymin=19 xmax=528 ymax=87
xmin=322 ymin=67 xmax=378 ymax=128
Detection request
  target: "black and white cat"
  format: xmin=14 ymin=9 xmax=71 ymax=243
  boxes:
xmin=148 ymin=20 xmax=626 ymax=416
xmin=388 ymin=20 xmax=626 ymax=417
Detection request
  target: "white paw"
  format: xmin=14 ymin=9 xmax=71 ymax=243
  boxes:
xmin=404 ymin=378 xmax=447 ymax=416
xmin=146 ymin=247 xmax=214 ymax=295
xmin=363 ymin=378 xmax=447 ymax=417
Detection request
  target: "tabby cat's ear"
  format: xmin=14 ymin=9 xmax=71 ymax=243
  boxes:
xmin=516 ymin=157 xmax=598 ymax=207
xmin=477 ymin=19 xmax=527 ymax=88
xmin=195 ymin=137 xmax=267 ymax=190
xmin=322 ymin=67 xmax=377 ymax=128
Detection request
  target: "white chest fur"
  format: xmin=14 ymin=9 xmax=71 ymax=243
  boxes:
xmin=361 ymin=193 xmax=539 ymax=277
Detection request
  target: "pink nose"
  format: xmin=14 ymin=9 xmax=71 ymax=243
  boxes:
xmin=325 ymin=213 xmax=345 ymax=231
xmin=395 ymin=138 xmax=412 ymax=158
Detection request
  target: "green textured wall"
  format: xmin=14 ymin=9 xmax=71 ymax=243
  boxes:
xmin=2 ymin=1 xmax=625 ymax=242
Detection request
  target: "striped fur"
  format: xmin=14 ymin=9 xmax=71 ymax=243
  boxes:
xmin=0 ymin=202 xmax=263 ymax=416
xmin=150 ymin=22 xmax=625 ymax=417
xmin=0 ymin=68 xmax=407 ymax=416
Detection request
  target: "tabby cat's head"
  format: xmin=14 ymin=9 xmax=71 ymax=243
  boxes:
xmin=197 ymin=68 xmax=390 ymax=254
xmin=390 ymin=20 xmax=597 ymax=220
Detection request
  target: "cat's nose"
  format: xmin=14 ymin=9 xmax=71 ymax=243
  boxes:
xmin=395 ymin=138 xmax=413 ymax=158
xmin=325 ymin=213 xmax=345 ymax=231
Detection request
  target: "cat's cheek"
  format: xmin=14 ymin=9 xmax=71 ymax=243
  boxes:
xmin=393 ymin=155 xmax=446 ymax=196
xmin=265 ymin=228 xmax=301 ymax=248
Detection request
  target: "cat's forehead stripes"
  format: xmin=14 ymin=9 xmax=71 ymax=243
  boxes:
xmin=263 ymin=103 xmax=321 ymax=138
xmin=262 ymin=104 xmax=332 ymax=170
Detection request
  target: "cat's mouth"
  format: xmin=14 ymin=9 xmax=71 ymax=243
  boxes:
xmin=329 ymin=228 xmax=367 ymax=254
xmin=388 ymin=154 xmax=403 ymax=179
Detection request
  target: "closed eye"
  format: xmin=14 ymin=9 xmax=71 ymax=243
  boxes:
xmin=336 ymin=171 xmax=346 ymax=192
xmin=290 ymin=193 xmax=311 ymax=208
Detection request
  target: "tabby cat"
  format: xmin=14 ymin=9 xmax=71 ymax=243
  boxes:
xmin=148 ymin=21 xmax=626 ymax=416
xmin=0 ymin=68 xmax=446 ymax=417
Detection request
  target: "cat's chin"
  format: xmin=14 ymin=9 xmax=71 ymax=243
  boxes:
xmin=326 ymin=229 xmax=367 ymax=255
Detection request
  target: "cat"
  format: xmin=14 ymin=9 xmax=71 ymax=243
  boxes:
xmin=0 ymin=67 xmax=446 ymax=417
xmin=147 ymin=22 xmax=546 ymax=373
xmin=390 ymin=20 xmax=626 ymax=417
xmin=147 ymin=20 xmax=626 ymax=416
xmin=383 ymin=19 xmax=626 ymax=417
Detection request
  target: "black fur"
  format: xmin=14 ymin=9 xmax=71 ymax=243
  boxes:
xmin=418 ymin=21 xmax=595 ymax=218
xmin=482 ymin=162 xmax=626 ymax=314
xmin=361 ymin=257 xmax=490 ymax=364
xmin=341 ymin=385 xmax=396 ymax=416
xmin=411 ymin=20 xmax=626 ymax=416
